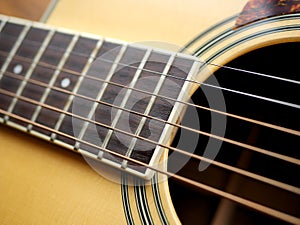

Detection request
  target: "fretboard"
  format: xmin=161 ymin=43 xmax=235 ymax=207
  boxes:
xmin=0 ymin=15 xmax=201 ymax=178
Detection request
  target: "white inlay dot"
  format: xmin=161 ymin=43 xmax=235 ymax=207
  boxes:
xmin=61 ymin=78 xmax=71 ymax=88
xmin=13 ymin=64 xmax=23 ymax=74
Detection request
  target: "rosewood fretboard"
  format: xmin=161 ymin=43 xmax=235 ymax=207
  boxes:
xmin=0 ymin=15 xmax=200 ymax=178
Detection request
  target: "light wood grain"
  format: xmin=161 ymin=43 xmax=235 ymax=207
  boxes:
xmin=47 ymin=0 xmax=246 ymax=47
xmin=0 ymin=1 xmax=249 ymax=224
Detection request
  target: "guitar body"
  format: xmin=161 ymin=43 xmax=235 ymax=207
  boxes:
xmin=0 ymin=0 xmax=299 ymax=224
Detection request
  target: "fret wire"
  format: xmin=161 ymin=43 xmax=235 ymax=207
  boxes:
xmin=6 ymin=29 xmax=56 ymax=120
xmin=4 ymin=68 xmax=299 ymax=169
xmin=2 ymin=30 xmax=299 ymax=86
xmin=29 ymin=33 xmax=79 ymax=133
xmin=0 ymin=86 xmax=299 ymax=196
xmin=0 ymin=107 xmax=299 ymax=225
xmin=52 ymin=38 xmax=104 ymax=138
xmin=0 ymin=31 xmax=102 ymax=64
xmin=121 ymin=53 xmax=177 ymax=168
xmin=0 ymin=17 xmax=7 ymax=33
xmin=77 ymin=44 xmax=128 ymax=150
xmin=2 ymin=24 xmax=32 ymax=123
xmin=0 ymin=18 xmax=8 ymax=117
xmin=2 ymin=51 xmax=299 ymax=138
xmin=0 ymin=23 xmax=31 ymax=95
xmin=156 ymin=59 xmax=203 ymax=165
xmin=100 ymin=48 xmax=152 ymax=160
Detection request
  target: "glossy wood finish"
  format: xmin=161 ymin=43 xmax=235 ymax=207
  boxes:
xmin=46 ymin=0 xmax=247 ymax=47
xmin=0 ymin=0 xmax=243 ymax=225
xmin=2 ymin=1 xmax=300 ymax=225
xmin=0 ymin=1 xmax=248 ymax=224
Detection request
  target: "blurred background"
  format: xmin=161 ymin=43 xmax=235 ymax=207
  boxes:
xmin=0 ymin=0 xmax=52 ymax=21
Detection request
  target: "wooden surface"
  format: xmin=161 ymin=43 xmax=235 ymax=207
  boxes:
xmin=47 ymin=0 xmax=247 ymax=47
xmin=1 ymin=0 xmax=300 ymax=225
xmin=0 ymin=1 xmax=251 ymax=225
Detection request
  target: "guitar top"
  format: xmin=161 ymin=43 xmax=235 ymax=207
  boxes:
xmin=0 ymin=0 xmax=299 ymax=225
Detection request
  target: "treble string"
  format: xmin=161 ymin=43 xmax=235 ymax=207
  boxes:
xmin=0 ymin=29 xmax=299 ymax=110
xmin=0 ymin=42 xmax=299 ymax=111
xmin=0 ymin=107 xmax=299 ymax=225
xmin=1 ymin=30 xmax=300 ymax=86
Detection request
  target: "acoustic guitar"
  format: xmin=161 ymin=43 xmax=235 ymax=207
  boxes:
xmin=0 ymin=0 xmax=299 ymax=224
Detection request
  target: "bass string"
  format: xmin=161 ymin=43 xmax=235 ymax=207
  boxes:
xmin=2 ymin=69 xmax=300 ymax=166
xmin=1 ymin=61 xmax=300 ymax=164
xmin=0 ymin=85 xmax=299 ymax=196
xmin=0 ymin=108 xmax=299 ymax=225
xmin=1 ymin=52 xmax=299 ymax=137
xmin=3 ymin=67 xmax=300 ymax=171
xmin=0 ymin=30 xmax=300 ymax=86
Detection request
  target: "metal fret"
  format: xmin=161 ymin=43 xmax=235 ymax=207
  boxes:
xmin=100 ymin=49 xmax=152 ymax=155
xmin=0 ymin=17 xmax=7 ymax=33
xmin=0 ymin=23 xmax=30 ymax=80
xmin=121 ymin=53 xmax=177 ymax=168
xmin=76 ymin=44 xmax=128 ymax=149
xmin=0 ymin=18 xmax=9 ymax=122
xmin=7 ymin=29 xmax=55 ymax=125
xmin=29 ymin=34 xmax=79 ymax=133
xmin=159 ymin=59 xmax=201 ymax=141
xmin=52 ymin=38 xmax=103 ymax=140
xmin=2 ymin=23 xmax=31 ymax=122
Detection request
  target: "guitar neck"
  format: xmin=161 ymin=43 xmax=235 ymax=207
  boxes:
xmin=0 ymin=15 xmax=201 ymax=178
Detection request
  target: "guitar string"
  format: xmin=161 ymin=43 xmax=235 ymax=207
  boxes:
xmin=1 ymin=27 xmax=300 ymax=109
xmin=1 ymin=58 xmax=299 ymax=165
xmin=0 ymin=48 xmax=299 ymax=112
xmin=1 ymin=84 xmax=299 ymax=196
xmin=1 ymin=51 xmax=299 ymax=138
xmin=1 ymin=28 xmax=299 ymax=168
xmin=0 ymin=108 xmax=299 ymax=225
xmin=1 ymin=53 xmax=299 ymax=166
xmin=2 ymin=70 xmax=299 ymax=165
xmin=1 ymin=31 xmax=300 ymax=86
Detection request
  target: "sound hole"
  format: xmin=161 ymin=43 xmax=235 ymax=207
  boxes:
xmin=168 ymin=42 xmax=300 ymax=225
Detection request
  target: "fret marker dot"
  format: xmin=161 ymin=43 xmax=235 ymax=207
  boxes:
xmin=13 ymin=64 xmax=23 ymax=74
xmin=61 ymin=78 xmax=71 ymax=88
